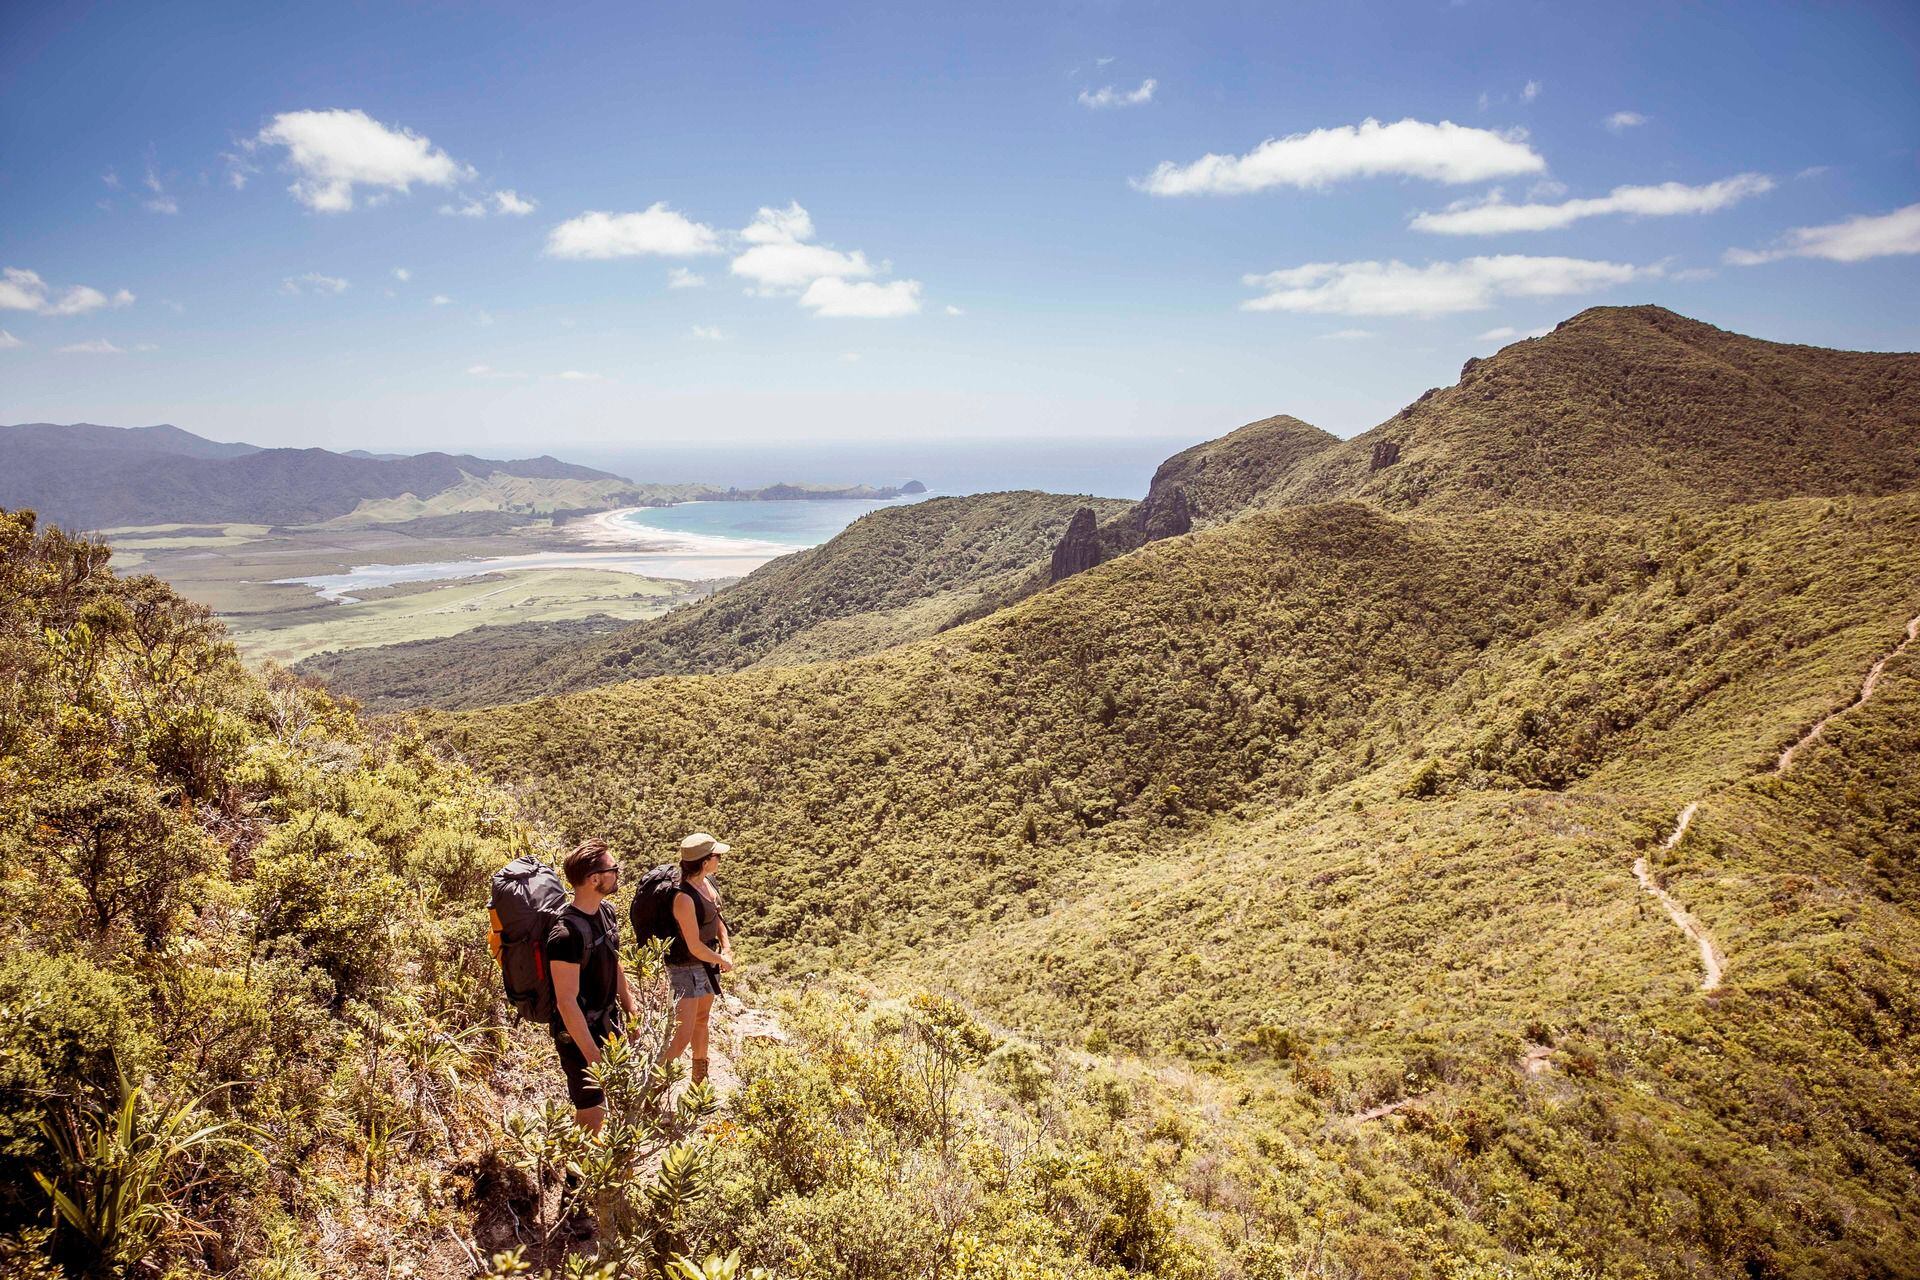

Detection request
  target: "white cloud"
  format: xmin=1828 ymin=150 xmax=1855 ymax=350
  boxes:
xmin=1604 ymin=111 xmax=1648 ymax=133
xmin=142 ymin=163 xmax=177 ymax=214
xmin=431 ymin=294 xmax=453 ymax=306
xmin=546 ymin=204 xmax=722 ymax=258
xmin=0 ymin=330 xmax=22 ymax=349
xmin=1726 ymin=202 xmax=1920 ymax=265
xmin=666 ymin=267 xmax=706 ymax=289
xmin=281 ymin=272 xmax=349 ymax=296
xmin=220 ymin=151 xmax=257 ymax=190
xmin=102 ymin=170 xmax=121 ymax=190
xmin=1137 ymin=117 xmax=1545 ymax=196
xmin=1475 ymin=324 xmax=1550 ymax=342
xmin=1521 ymin=80 xmax=1542 ymax=102
xmin=1240 ymin=255 xmax=1654 ymax=315
xmin=440 ymin=189 xmax=538 ymax=219
xmin=0 ymin=268 xmax=136 ymax=316
xmin=741 ymin=202 xmax=815 ymax=245
xmin=554 ymin=369 xmax=608 ymax=381
xmin=1096 ymin=55 xmax=1115 ymax=67
xmin=492 ymin=189 xmax=537 ymax=216
xmin=1795 ymin=165 xmax=1829 ymax=181
xmin=729 ymin=202 xmax=877 ymax=293
xmin=734 ymin=241 xmax=874 ymax=292
xmin=1318 ymin=328 xmax=1374 ymax=340
xmin=945 ymin=304 xmax=965 ymax=316
xmin=1526 ymin=179 xmax=1568 ymax=200
xmin=689 ymin=325 xmax=726 ymax=340
xmin=254 ymin=109 xmax=473 ymax=213
xmin=393 ymin=267 xmax=412 ymax=282
xmin=1412 ymin=173 xmax=1773 ymax=234
xmin=726 ymin=203 xmax=922 ymax=318
xmin=799 ymin=277 xmax=923 ymax=318
xmin=1079 ymin=78 xmax=1157 ymax=109
xmin=58 ymin=339 xmax=125 ymax=354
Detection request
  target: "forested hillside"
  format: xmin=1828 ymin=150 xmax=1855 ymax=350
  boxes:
xmin=434 ymin=486 xmax=1920 ymax=1277
xmin=299 ymin=490 xmax=1128 ymax=710
xmin=0 ymin=509 xmax=1269 ymax=1279
xmin=421 ymin=307 xmax=1920 ymax=1277
xmin=1264 ymin=305 xmax=1920 ymax=513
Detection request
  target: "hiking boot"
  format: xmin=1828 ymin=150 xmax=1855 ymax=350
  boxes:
xmin=691 ymin=1057 xmax=709 ymax=1085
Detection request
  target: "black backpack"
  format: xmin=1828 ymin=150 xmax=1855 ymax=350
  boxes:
xmin=489 ymin=855 xmax=568 ymax=1021
xmin=631 ymin=863 xmax=684 ymax=944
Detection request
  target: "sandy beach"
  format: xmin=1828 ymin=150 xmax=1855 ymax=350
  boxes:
xmin=569 ymin=506 xmax=808 ymax=558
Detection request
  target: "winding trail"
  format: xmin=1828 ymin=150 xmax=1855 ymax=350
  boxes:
xmin=1772 ymin=614 xmax=1920 ymax=775
xmin=1632 ymin=611 xmax=1920 ymax=992
xmin=1633 ymin=803 xmax=1725 ymax=991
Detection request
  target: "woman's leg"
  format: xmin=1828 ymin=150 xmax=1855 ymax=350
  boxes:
xmin=658 ymin=995 xmax=698 ymax=1065
xmin=689 ymin=994 xmax=715 ymax=1083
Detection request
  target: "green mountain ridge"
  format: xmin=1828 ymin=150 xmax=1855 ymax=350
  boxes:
xmin=416 ymin=305 xmax=1920 ymax=1276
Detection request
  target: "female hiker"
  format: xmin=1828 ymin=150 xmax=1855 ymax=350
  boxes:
xmin=657 ymin=831 xmax=733 ymax=1084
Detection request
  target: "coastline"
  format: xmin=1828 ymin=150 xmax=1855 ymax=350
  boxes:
xmin=570 ymin=506 xmax=807 ymax=558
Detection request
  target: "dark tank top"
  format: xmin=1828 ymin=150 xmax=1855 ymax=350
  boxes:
xmin=667 ymin=881 xmax=723 ymax=966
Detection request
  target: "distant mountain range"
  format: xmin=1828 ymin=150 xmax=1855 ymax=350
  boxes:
xmin=0 ymin=422 xmax=924 ymax=530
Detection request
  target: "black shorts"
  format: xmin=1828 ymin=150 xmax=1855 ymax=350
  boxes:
xmin=552 ymin=1013 xmax=623 ymax=1110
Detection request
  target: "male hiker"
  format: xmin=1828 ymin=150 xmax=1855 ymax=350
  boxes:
xmin=549 ymin=837 xmax=638 ymax=1134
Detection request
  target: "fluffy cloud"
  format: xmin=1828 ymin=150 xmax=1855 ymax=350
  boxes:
xmin=1521 ymin=80 xmax=1542 ymax=102
xmin=741 ymin=202 xmax=815 ymax=245
xmin=666 ymin=267 xmax=706 ymax=289
xmin=729 ymin=202 xmax=876 ymax=294
xmin=689 ymin=325 xmax=726 ymax=340
xmin=1137 ymin=117 xmax=1545 ymax=196
xmin=1726 ymin=202 xmax=1920 ymax=265
xmin=58 ymin=339 xmax=125 ymax=354
xmin=442 ymin=189 xmax=539 ymax=218
xmin=945 ymin=305 xmax=965 ymax=316
xmin=1240 ymin=255 xmax=1653 ymax=315
xmin=0 ymin=330 xmax=23 ymax=349
xmin=546 ymin=204 xmax=721 ymax=258
xmin=1412 ymin=173 xmax=1773 ymax=234
xmin=393 ymin=267 xmax=412 ymax=282
xmin=799 ymin=277 xmax=923 ymax=318
xmin=431 ymin=294 xmax=453 ymax=306
xmin=255 ymin=109 xmax=473 ymax=213
xmin=1079 ymin=78 xmax=1157 ymax=109
xmin=281 ymin=272 xmax=349 ymax=296
xmin=492 ymin=189 xmax=537 ymax=216
xmin=0 ymin=268 xmax=135 ymax=316
xmin=1605 ymin=111 xmax=1648 ymax=133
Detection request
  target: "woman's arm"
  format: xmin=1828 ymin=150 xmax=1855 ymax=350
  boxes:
xmin=673 ymin=893 xmax=730 ymax=967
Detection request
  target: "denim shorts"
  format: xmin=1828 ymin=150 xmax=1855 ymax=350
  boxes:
xmin=668 ymin=963 xmax=719 ymax=1000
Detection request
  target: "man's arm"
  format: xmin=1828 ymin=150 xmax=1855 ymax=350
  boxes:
xmin=673 ymin=894 xmax=731 ymax=968
xmin=552 ymin=961 xmax=598 ymax=1061
xmin=615 ymin=955 xmax=638 ymax=1018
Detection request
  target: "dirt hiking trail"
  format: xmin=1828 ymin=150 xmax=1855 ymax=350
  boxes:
xmin=1633 ymin=611 xmax=1920 ymax=992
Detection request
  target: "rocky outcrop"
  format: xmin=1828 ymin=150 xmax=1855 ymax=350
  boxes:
xmin=1049 ymin=507 xmax=1103 ymax=583
xmin=1370 ymin=441 xmax=1401 ymax=471
xmin=1131 ymin=483 xmax=1192 ymax=540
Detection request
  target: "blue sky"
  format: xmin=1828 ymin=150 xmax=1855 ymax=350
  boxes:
xmin=2 ymin=0 xmax=1917 ymax=456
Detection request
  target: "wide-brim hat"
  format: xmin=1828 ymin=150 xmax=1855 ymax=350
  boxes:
xmin=678 ymin=832 xmax=731 ymax=856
